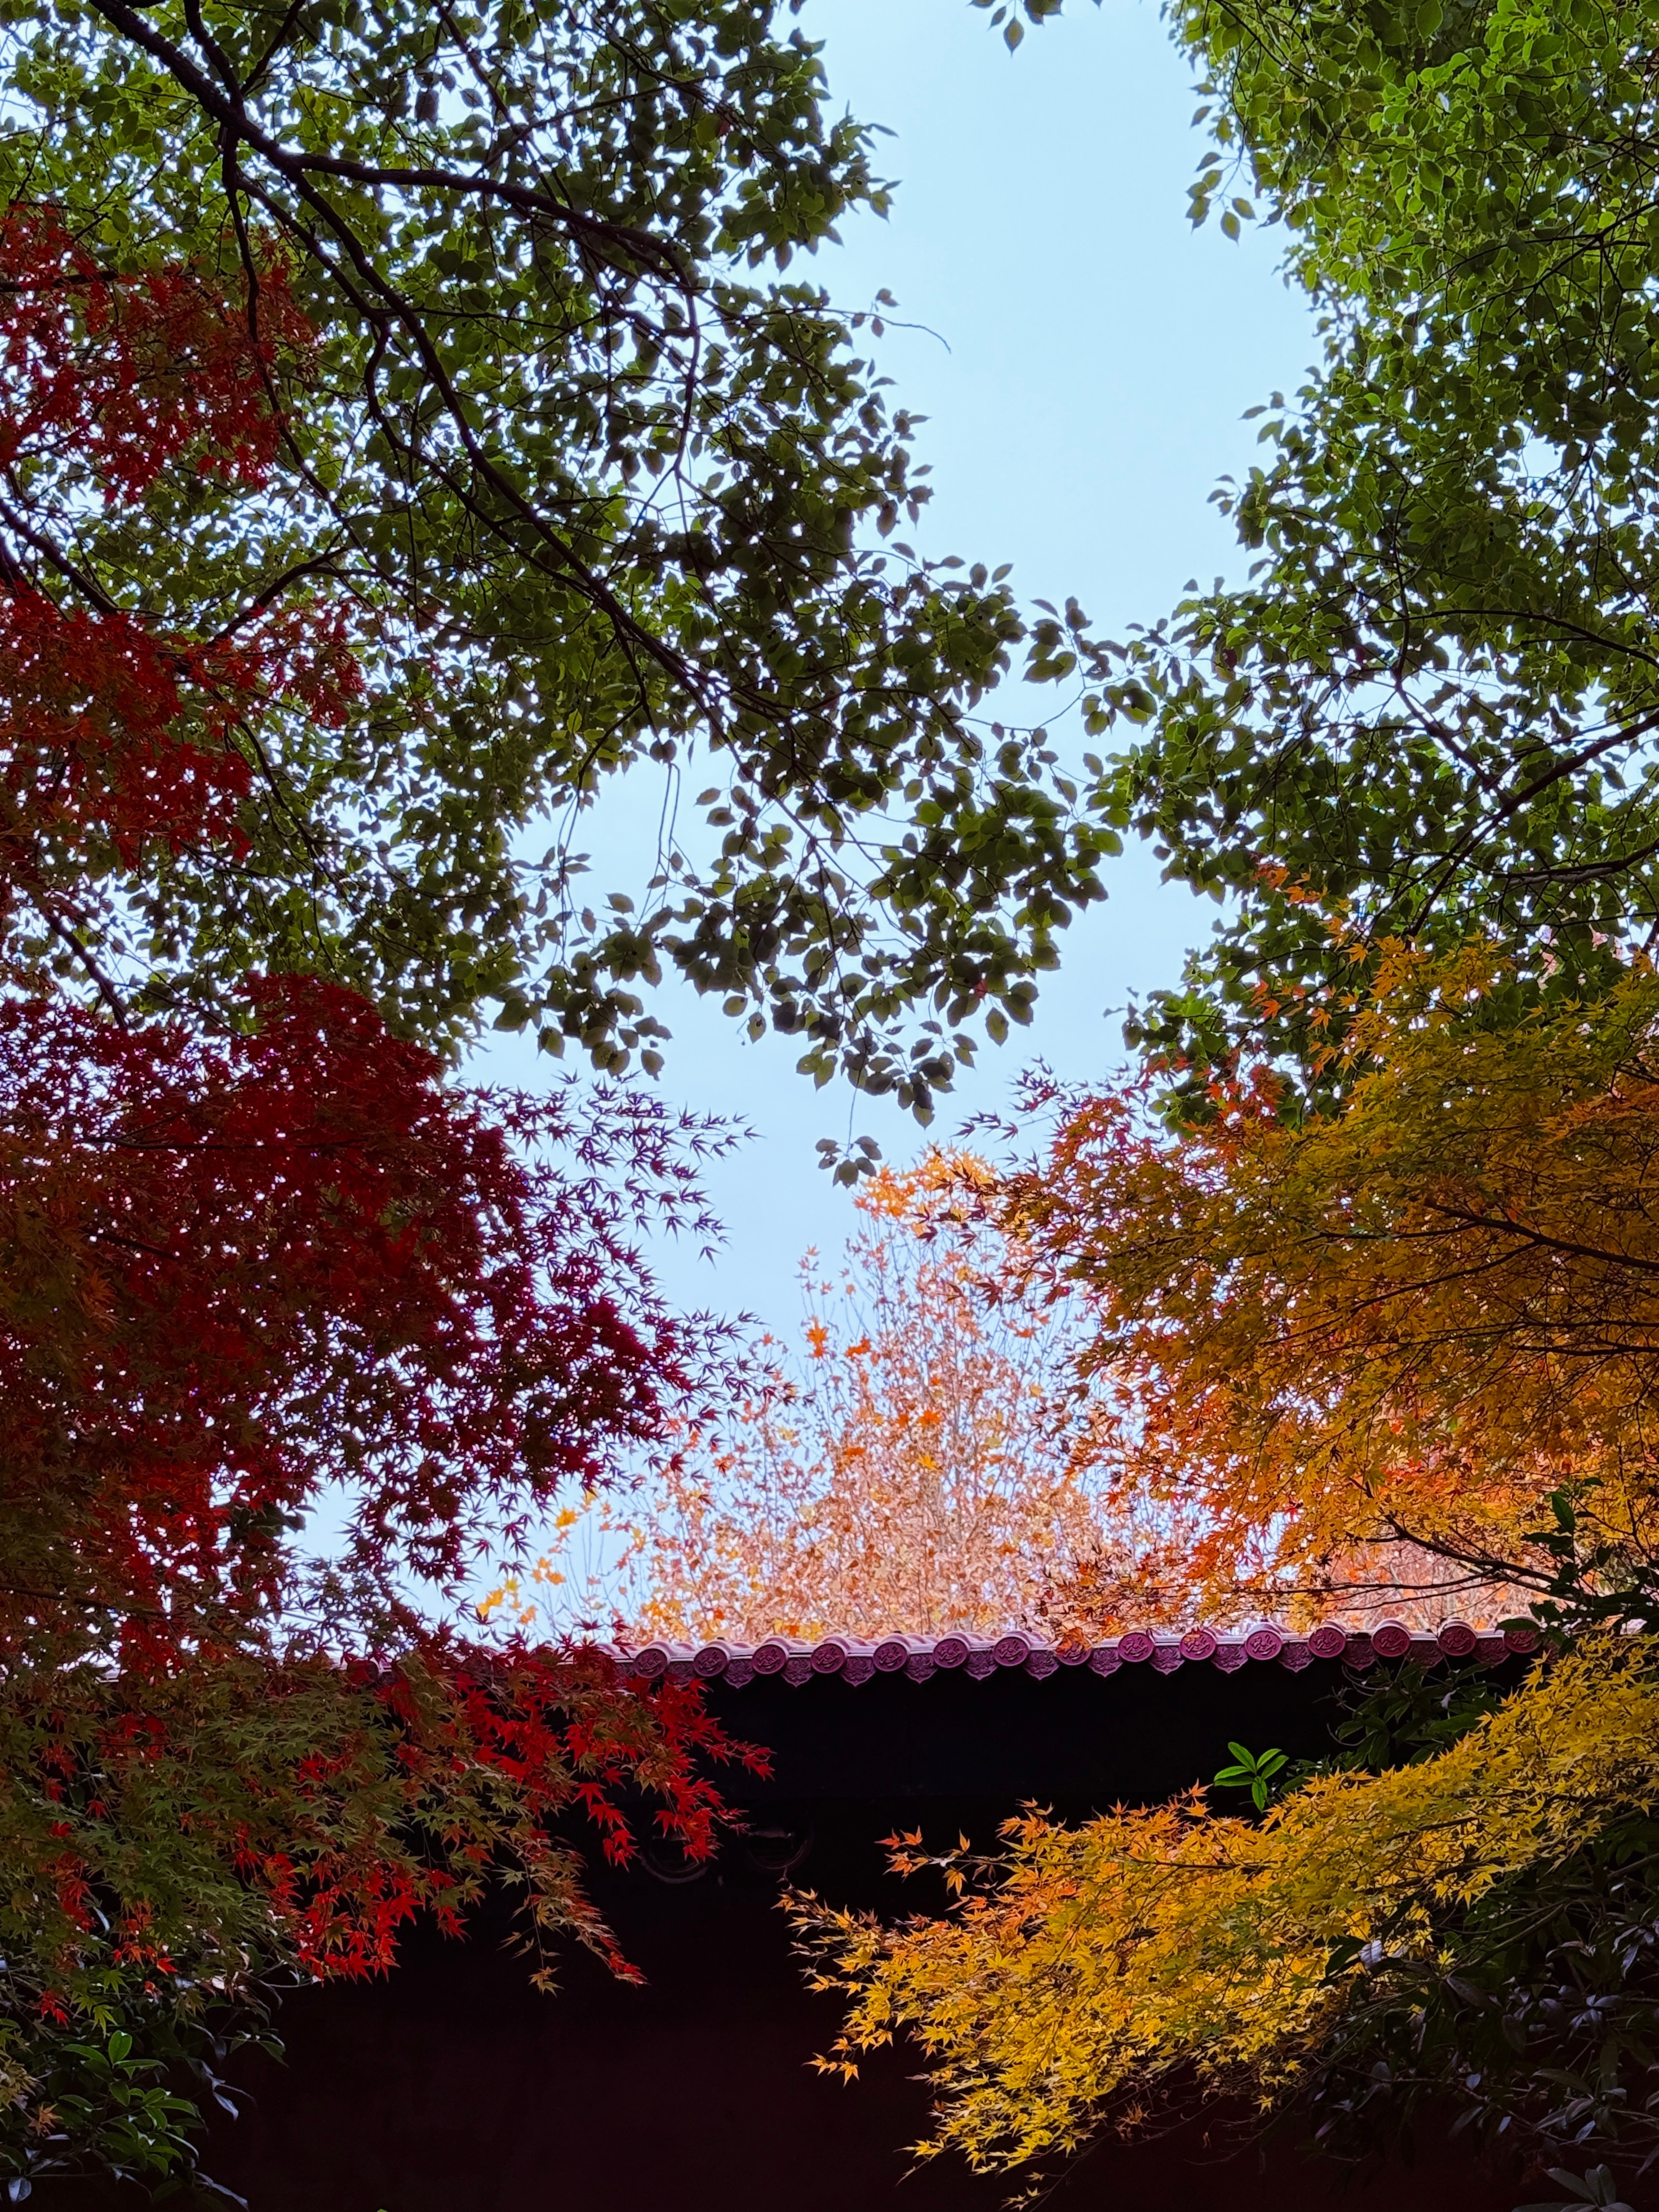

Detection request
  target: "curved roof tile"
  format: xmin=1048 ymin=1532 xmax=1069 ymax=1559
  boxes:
xmin=608 ymin=1621 xmax=1540 ymax=1686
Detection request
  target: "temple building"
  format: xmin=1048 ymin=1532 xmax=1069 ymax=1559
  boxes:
xmin=52 ymin=1623 xmax=1534 ymax=2211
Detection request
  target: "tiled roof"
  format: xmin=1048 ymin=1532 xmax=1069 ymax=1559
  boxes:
xmin=609 ymin=1620 xmax=1540 ymax=1689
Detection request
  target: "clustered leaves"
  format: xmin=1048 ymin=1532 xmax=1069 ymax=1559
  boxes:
xmin=1022 ymin=2 xmax=1659 ymax=1095
xmin=0 ymin=962 xmax=765 ymax=2192
xmin=0 ymin=0 xmax=1115 ymax=1104
xmin=1 ymin=1645 xmax=746 ymax=2188
xmin=797 ymin=949 xmax=1659 ymax=2200
xmin=494 ymin=1162 xmax=1200 ymax=1645
xmin=0 ymin=972 xmax=731 ymax=1665
xmin=36 ymin=0 xmax=1659 ymax=2201
xmin=797 ymin=1634 xmax=1659 ymax=2193
xmin=981 ymin=943 xmax=1659 ymax=1620
xmin=0 ymin=201 xmax=362 ymax=1011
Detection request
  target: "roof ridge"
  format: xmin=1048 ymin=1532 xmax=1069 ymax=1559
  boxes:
xmin=602 ymin=1620 xmax=1539 ymax=1690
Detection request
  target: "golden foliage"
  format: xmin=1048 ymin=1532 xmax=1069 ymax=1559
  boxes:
xmin=990 ymin=942 xmax=1659 ymax=1620
xmin=785 ymin=950 xmax=1659 ymax=2188
xmin=798 ymin=1633 xmax=1659 ymax=2174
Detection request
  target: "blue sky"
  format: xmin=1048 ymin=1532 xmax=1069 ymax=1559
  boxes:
xmin=474 ymin=0 xmax=1318 ymax=1334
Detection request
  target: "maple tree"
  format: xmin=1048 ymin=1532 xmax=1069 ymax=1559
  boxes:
xmin=798 ymin=946 xmax=1659 ymax=2200
xmin=491 ymin=1166 xmax=1200 ymax=1647
xmin=982 ymin=939 xmax=1659 ymax=1627
xmin=0 ymin=966 xmax=760 ymax=2194
xmin=800 ymin=1632 xmax=1659 ymax=2194
xmin=2 ymin=971 xmax=733 ymax=1666
xmin=0 ymin=205 xmax=768 ymax=2196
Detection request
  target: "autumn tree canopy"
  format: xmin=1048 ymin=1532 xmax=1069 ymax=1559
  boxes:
xmin=982 ymin=941 xmax=1659 ymax=1626
xmin=491 ymin=1166 xmax=1206 ymax=1648
xmin=802 ymin=1631 xmax=1659 ymax=2189
xmin=0 ymin=967 xmax=761 ymax=2191
xmin=28 ymin=0 xmax=1659 ymax=2198
xmin=614 ymin=1172 xmax=1108 ymax=1646
xmin=794 ymin=12 xmax=1659 ymax=2180
xmin=799 ymin=947 xmax=1659 ymax=2200
xmin=0 ymin=157 xmax=769 ymax=2199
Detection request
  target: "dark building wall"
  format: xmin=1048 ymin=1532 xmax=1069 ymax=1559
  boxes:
xmin=38 ymin=1659 xmax=1529 ymax=2212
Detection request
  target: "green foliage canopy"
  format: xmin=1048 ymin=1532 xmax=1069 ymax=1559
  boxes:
xmin=0 ymin=0 xmax=1117 ymax=1110
xmin=1017 ymin=0 xmax=1659 ymax=1083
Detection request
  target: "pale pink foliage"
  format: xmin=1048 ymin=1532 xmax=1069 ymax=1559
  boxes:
xmin=494 ymin=1164 xmax=1202 ymax=1644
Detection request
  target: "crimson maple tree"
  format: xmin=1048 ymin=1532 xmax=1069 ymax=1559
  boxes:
xmin=0 ymin=203 xmax=360 ymax=1003
xmin=3 ymin=972 xmax=718 ymax=1663
xmin=0 ymin=212 xmax=757 ymax=2196
xmin=0 ymin=972 xmax=756 ymax=2190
